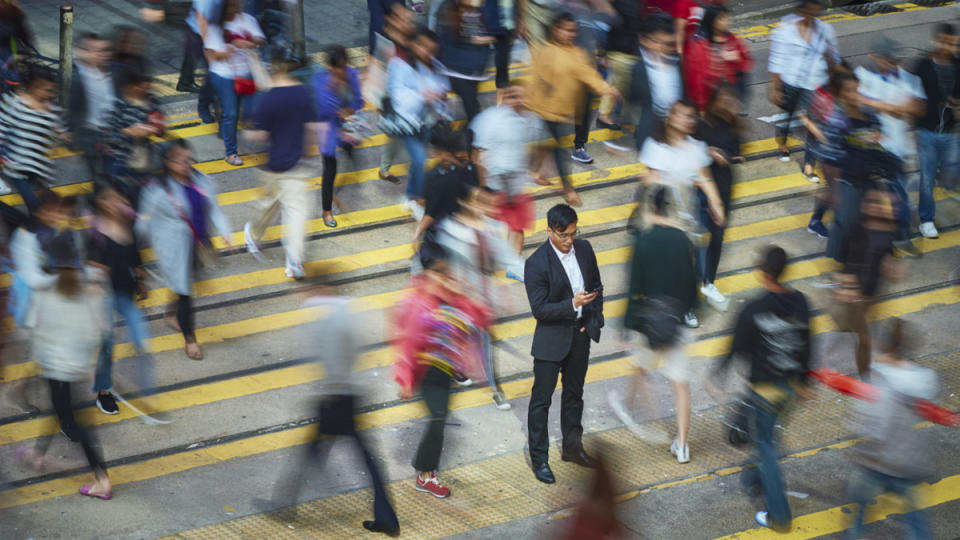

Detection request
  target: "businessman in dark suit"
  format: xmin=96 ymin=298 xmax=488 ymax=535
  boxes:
xmin=524 ymin=204 xmax=604 ymax=484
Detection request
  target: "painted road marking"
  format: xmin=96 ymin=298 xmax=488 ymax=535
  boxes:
xmin=1 ymin=283 xmax=957 ymax=509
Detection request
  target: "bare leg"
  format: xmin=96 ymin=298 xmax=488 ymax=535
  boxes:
xmin=508 ymin=231 xmax=524 ymax=255
xmin=672 ymin=380 xmax=691 ymax=447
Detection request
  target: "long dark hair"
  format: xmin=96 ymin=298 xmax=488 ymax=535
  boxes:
xmin=704 ymin=82 xmax=743 ymax=135
xmin=700 ymin=5 xmax=730 ymax=43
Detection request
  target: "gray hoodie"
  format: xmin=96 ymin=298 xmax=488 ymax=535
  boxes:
xmin=851 ymin=362 xmax=940 ymax=480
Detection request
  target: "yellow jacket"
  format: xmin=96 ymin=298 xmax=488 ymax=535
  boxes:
xmin=528 ymin=41 xmax=610 ymax=123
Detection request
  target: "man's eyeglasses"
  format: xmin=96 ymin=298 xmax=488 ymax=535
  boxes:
xmin=551 ymin=227 xmax=581 ymax=240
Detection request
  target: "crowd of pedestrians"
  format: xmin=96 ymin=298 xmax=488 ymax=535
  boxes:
xmin=0 ymin=0 xmax=957 ymax=537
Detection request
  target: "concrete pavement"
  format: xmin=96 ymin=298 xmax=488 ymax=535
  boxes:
xmin=1 ymin=2 xmax=960 ymax=539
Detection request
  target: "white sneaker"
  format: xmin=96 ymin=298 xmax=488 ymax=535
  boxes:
xmin=670 ymin=439 xmax=690 ymax=464
xmin=404 ymin=199 xmax=425 ymax=222
xmin=700 ymin=283 xmax=729 ymax=312
xmin=285 ymin=262 xmax=306 ymax=280
xmin=755 ymin=511 xmax=770 ymax=528
xmin=683 ymin=311 xmax=699 ymax=329
xmin=243 ymin=222 xmax=265 ymax=262
xmin=920 ymin=221 xmax=939 ymax=239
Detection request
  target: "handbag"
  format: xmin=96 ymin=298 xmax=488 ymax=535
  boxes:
xmin=627 ymin=295 xmax=683 ymax=351
xmin=234 ymin=76 xmax=256 ymax=95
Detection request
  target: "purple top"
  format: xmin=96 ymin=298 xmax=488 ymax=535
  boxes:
xmin=311 ymin=67 xmax=364 ymax=157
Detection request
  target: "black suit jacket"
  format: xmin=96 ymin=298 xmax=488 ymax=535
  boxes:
xmin=524 ymin=239 xmax=604 ymax=362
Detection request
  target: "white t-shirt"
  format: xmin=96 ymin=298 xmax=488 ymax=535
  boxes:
xmin=639 ymin=136 xmax=712 ymax=224
xmin=854 ymin=66 xmax=926 ymax=160
xmin=470 ymin=105 xmax=544 ymax=193
xmin=204 ymin=15 xmax=264 ymax=79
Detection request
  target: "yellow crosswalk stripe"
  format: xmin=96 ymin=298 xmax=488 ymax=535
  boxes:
xmin=1 ymin=281 xmax=955 ymax=509
xmin=713 ymin=472 xmax=960 ymax=539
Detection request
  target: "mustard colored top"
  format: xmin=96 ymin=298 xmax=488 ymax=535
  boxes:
xmin=528 ymin=41 xmax=611 ymax=123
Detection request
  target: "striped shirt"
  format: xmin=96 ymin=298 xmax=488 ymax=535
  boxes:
xmin=106 ymin=96 xmax=158 ymax=167
xmin=0 ymin=92 xmax=64 ymax=183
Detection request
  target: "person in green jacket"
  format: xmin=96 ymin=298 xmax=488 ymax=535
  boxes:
xmin=610 ymin=185 xmax=698 ymax=463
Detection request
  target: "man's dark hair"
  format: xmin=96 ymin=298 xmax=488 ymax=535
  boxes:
xmin=429 ymin=121 xmax=458 ymax=153
xmin=453 ymin=128 xmax=473 ymax=154
xmin=641 ymin=12 xmax=674 ymax=37
xmin=551 ymin=11 xmax=576 ymax=29
xmin=797 ymin=0 xmax=824 ymax=9
xmin=23 ymin=61 xmax=58 ymax=86
xmin=934 ymin=23 xmax=957 ymax=38
xmin=759 ymin=245 xmax=788 ymax=282
xmin=326 ymin=44 xmax=348 ymax=68
xmin=547 ymin=204 xmax=578 ymax=231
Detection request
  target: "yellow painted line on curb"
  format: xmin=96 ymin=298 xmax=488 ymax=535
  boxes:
xmin=713 ymin=472 xmax=960 ymax=539
xmin=1 ymin=282 xmax=956 ymax=510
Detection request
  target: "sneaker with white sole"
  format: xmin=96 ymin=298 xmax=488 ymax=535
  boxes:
xmin=404 ymin=199 xmax=425 ymax=221
xmin=807 ymin=219 xmax=829 ymax=239
xmin=670 ymin=439 xmax=690 ymax=463
xmin=415 ymin=472 xmax=451 ymax=498
xmin=492 ymin=391 xmax=512 ymax=410
xmin=778 ymin=151 xmax=790 ymax=163
xmin=755 ymin=511 xmax=770 ymax=528
xmin=285 ymin=262 xmax=306 ymax=280
xmin=96 ymin=392 xmax=119 ymax=415
xmin=919 ymin=221 xmax=939 ymax=239
xmin=243 ymin=222 xmax=265 ymax=262
xmin=683 ymin=311 xmax=699 ymax=329
xmin=571 ymin=146 xmax=594 ymax=164
xmin=453 ymin=375 xmax=473 ymax=387
xmin=700 ymin=283 xmax=728 ymax=311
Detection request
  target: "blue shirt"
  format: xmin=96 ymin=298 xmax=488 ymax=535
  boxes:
xmin=254 ymin=85 xmax=319 ymax=172
xmin=186 ymin=0 xmax=225 ymax=35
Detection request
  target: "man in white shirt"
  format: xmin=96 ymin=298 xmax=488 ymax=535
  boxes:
xmin=470 ymin=84 xmax=541 ymax=278
xmin=855 ymin=36 xmax=926 ymax=245
xmin=524 ymin=204 xmax=604 ymax=484
xmin=768 ymin=0 xmax=840 ymax=161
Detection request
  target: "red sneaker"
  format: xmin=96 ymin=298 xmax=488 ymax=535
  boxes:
xmin=415 ymin=472 xmax=451 ymax=498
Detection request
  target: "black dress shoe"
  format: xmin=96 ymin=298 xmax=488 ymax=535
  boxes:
xmin=362 ymin=520 xmax=400 ymax=537
xmin=561 ymin=448 xmax=598 ymax=468
xmin=596 ymin=118 xmax=623 ymax=131
xmin=533 ymin=462 xmax=555 ymax=484
xmin=176 ymin=81 xmax=202 ymax=93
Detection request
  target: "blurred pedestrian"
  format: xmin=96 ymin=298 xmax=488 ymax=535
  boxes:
xmin=683 ymin=5 xmax=752 ymax=111
xmin=626 ymin=14 xmax=681 ymax=152
xmin=525 ymin=203 xmax=604 ymax=484
xmin=437 ymin=0 xmax=494 ymax=123
xmin=393 ymin=238 xmax=490 ymax=498
xmin=137 ymin=139 xmax=233 ymax=360
xmin=637 ymin=98 xmax=725 ymax=328
xmin=854 ymin=35 xmax=924 ymax=249
xmin=846 ymin=318 xmax=936 ymax=540
xmin=832 ymin=185 xmax=903 ymax=379
xmin=694 ymin=83 xmax=744 ymax=311
xmin=112 ymin=25 xmax=148 ymax=77
xmin=0 ymin=63 xmax=66 ymax=209
xmin=243 ymin=46 xmax=319 ymax=280
xmin=17 ymin=234 xmax=112 ymax=500
xmin=801 ymin=65 xmax=851 ymax=239
xmin=595 ymin=0 xmax=643 ymax=130
xmin=912 ymin=23 xmax=960 ymax=239
xmin=312 ymin=45 xmax=364 ymax=229
xmin=177 ymin=0 xmax=223 ymax=121
xmin=67 ymin=33 xmax=117 ymax=188
xmin=516 ymin=0 xmax=556 ymax=45
xmin=367 ymin=0 xmax=406 ymax=54
xmin=528 ymin=12 xmax=618 ymax=206
xmin=436 ymin=185 xmax=523 ymax=409
xmin=87 ymin=188 xmax=156 ymax=416
xmin=615 ymin=186 xmax=697 ymax=462
xmin=481 ymin=0 xmax=516 ymax=90
xmin=371 ymin=2 xmax=416 ymax=185
xmin=768 ymin=0 xmax=839 ymax=163
xmin=470 ymin=83 xmax=540 ymax=277
xmin=270 ymin=285 xmax=400 ymax=536
xmin=712 ymin=245 xmax=813 ymax=533
xmin=204 ymin=0 xmax=266 ymax=166
xmin=104 ymin=70 xmax=165 ymax=206
xmin=556 ymin=447 xmax=624 ymax=539
xmin=414 ymin=125 xmax=478 ymax=239
xmin=383 ymin=26 xmax=450 ymax=219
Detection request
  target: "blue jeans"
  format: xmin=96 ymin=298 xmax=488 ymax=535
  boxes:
xmin=917 ymin=129 xmax=959 ymax=223
xmin=742 ymin=382 xmax=795 ymax=532
xmin=210 ymin=73 xmax=252 ymax=157
xmin=848 ymin=467 xmax=931 ymax=540
xmin=887 ymin=158 xmax=911 ymax=241
xmin=828 ymin=179 xmax=862 ymax=263
xmin=93 ymin=292 xmax=156 ymax=395
xmin=402 ymin=132 xmax=428 ymax=199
